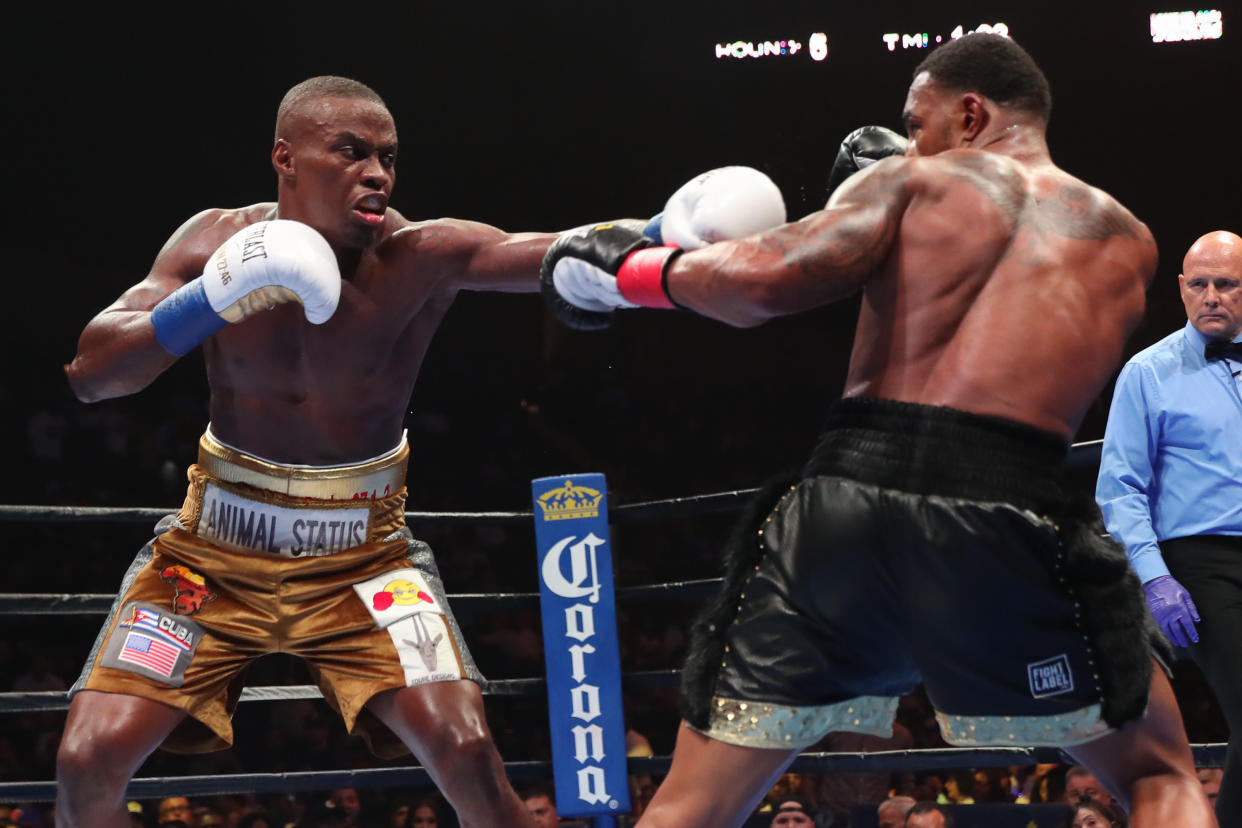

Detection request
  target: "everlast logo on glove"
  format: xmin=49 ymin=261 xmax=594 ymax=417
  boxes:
xmin=240 ymin=222 xmax=269 ymax=263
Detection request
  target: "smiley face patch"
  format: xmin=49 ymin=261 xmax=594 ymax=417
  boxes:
xmin=353 ymin=569 xmax=442 ymax=628
xmin=352 ymin=568 xmax=461 ymax=684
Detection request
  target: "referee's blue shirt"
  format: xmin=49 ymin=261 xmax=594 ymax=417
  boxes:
xmin=1096 ymin=321 xmax=1242 ymax=584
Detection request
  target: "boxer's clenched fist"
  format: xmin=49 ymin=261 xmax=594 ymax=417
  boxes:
xmin=541 ymin=223 xmax=680 ymax=330
xmin=151 ymin=219 xmax=340 ymax=355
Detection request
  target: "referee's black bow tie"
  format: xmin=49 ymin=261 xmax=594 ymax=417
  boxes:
xmin=1205 ymin=339 xmax=1242 ymax=361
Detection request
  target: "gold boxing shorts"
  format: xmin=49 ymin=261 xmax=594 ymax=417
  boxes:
xmin=69 ymin=428 xmax=484 ymax=758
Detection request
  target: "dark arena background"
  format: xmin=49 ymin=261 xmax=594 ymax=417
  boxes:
xmin=2 ymin=2 xmax=1239 ymax=826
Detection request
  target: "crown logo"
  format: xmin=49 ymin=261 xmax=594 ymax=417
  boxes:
xmin=537 ymin=479 xmax=603 ymax=521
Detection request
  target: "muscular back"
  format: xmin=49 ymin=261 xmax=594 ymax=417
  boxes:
xmin=846 ymin=150 xmax=1154 ymax=439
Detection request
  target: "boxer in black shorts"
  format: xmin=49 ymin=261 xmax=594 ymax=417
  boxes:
xmin=686 ymin=398 xmax=1156 ymax=752
xmin=542 ymin=33 xmax=1217 ymax=827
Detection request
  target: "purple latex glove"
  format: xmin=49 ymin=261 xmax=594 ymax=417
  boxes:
xmin=1143 ymin=575 xmax=1200 ymax=648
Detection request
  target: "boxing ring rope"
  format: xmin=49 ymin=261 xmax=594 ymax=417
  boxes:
xmin=4 ymin=436 xmax=1225 ymax=805
xmin=0 ymin=440 xmax=1105 ymax=529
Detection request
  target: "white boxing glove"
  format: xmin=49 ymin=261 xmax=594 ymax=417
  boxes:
xmin=552 ymin=257 xmax=641 ymax=313
xmin=658 ymin=166 xmax=786 ymax=250
xmin=151 ymin=219 xmax=341 ymax=355
xmin=541 ymin=223 xmax=680 ymax=330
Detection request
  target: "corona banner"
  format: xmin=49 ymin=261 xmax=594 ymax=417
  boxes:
xmin=531 ymin=474 xmax=631 ymax=819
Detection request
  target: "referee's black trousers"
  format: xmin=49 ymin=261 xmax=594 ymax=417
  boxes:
xmin=1162 ymin=534 xmax=1242 ymax=823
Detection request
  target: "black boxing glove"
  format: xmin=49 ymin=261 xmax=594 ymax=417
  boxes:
xmin=825 ymin=125 xmax=908 ymax=201
xmin=540 ymin=223 xmax=683 ymax=330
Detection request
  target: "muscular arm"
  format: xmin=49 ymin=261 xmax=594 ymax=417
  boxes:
xmin=64 ymin=210 xmax=233 ymax=402
xmin=432 ymin=219 xmax=648 ymax=293
xmin=396 ymin=218 xmax=552 ymax=294
xmin=664 ymin=157 xmax=912 ymax=327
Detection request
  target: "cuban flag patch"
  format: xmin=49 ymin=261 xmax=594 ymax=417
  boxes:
xmin=100 ymin=602 xmax=204 ymax=686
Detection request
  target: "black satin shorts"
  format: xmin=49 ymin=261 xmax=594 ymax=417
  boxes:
xmin=686 ymin=398 xmax=1152 ymax=749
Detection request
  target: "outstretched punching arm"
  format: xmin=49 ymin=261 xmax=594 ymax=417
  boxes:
xmin=541 ymin=156 xmax=911 ymax=330
xmin=445 ymin=166 xmax=786 ymax=298
xmin=541 ymin=166 xmax=788 ymax=330
xmin=668 ymin=156 xmax=911 ymax=327
xmin=435 ymin=221 xmax=564 ymax=294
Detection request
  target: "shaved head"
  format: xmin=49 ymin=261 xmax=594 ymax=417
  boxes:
xmin=275 ymin=76 xmax=387 ymax=140
xmin=1183 ymin=230 xmax=1242 ymax=273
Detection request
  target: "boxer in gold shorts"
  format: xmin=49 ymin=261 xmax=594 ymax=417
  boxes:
xmin=74 ymin=429 xmax=483 ymax=758
xmin=58 ymin=76 xmax=561 ymax=828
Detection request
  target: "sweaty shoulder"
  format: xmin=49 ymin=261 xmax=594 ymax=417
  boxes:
xmin=386 ymin=216 xmax=518 ymax=284
xmin=382 ymin=215 xmax=549 ymax=294
xmin=390 ymin=216 xmax=508 ymax=255
xmin=156 ymin=202 xmax=278 ymax=267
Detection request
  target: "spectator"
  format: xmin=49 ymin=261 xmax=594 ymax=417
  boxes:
xmin=1012 ymin=763 xmax=1059 ymax=804
xmin=767 ymin=798 xmax=815 ymax=827
xmin=1064 ymin=765 xmax=1113 ymax=809
xmin=521 ymin=785 xmax=560 ymax=828
xmin=157 ymin=797 xmax=192 ymax=826
xmin=1071 ymin=798 xmax=1120 ymax=828
xmin=410 ymin=798 xmax=441 ymax=828
xmin=907 ymin=774 xmax=944 ymax=805
xmin=935 ymin=772 xmax=973 ymax=805
xmin=904 ymin=801 xmax=954 ymax=828
xmin=876 ymin=796 xmax=915 ymax=828
xmin=1024 ymin=765 xmax=1067 ymax=804
xmin=328 ymin=789 xmax=361 ymax=827
xmin=966 ymin=769 xmax=1010 ymax=804
xmin=385 ymin=798 xmax=413 ymax=828
xmin=763 ymin=773 xmax=820 ymax=816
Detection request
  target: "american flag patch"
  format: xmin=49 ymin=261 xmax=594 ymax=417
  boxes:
xmin=118 ymin=632 xmax=181 ymax=677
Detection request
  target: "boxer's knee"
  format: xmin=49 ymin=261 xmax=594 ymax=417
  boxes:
xmin=56 ymin=725 xmax=129 ymax=792
xmin=56 ymin=732 xmax=132 ymax=826
xmin=426 ymin=718 xmax=500 ymax=773
xmin=378 ymin=681 xmax=496 ymax=767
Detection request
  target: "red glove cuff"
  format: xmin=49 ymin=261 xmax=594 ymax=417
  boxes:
xmin=616 ymin=247 xmax=682 ymax=309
